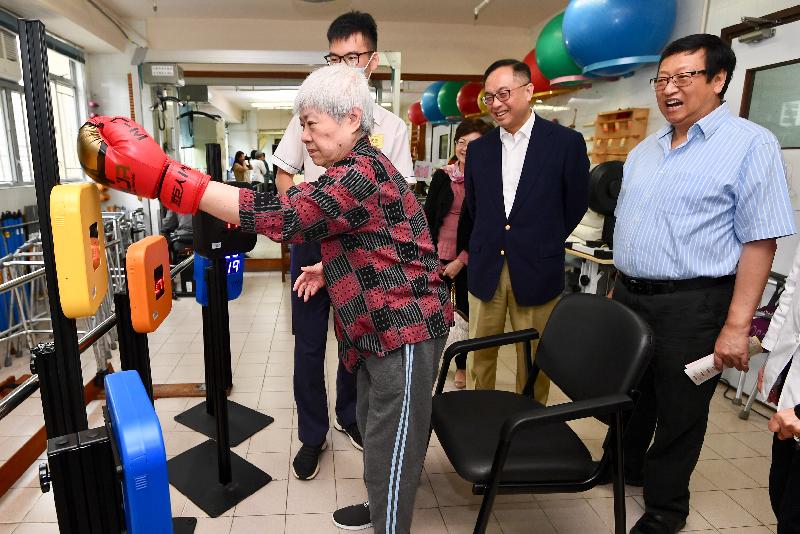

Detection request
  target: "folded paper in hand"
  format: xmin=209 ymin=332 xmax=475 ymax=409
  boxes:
xmin=684 ymin=354 xmax=721 ymax=386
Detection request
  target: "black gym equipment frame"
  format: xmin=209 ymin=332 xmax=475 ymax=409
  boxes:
xmin=18 ymin=17 xmax=197 ymax=533
xmin=19 ymin=18 xmax=87 ymax=439
xmin=168 ymin=259 xmax=272 ymax=517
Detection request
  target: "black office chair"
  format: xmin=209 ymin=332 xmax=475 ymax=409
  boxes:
xmin=431 ymin=293 xmax=653 ymax=534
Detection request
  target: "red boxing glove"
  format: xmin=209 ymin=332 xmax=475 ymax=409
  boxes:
xmin=77 ymin=116 xmax=210 ymax=214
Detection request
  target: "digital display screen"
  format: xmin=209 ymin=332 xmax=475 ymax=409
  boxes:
xmin=225 ymin=254 xmax=242 ymax=275
xmin=153 ymin=264 xmax=165 ymax=300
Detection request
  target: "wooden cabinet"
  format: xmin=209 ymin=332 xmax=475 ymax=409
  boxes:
xmin=410 ymin=123 xmax=426 ymax=162
xmin=588 ymin=108 xmax=649 ymax=164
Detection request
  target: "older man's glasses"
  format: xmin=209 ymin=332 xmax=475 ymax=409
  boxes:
xmin=649 ymin=70 xmax=707 ymax=91
xmin=481 ymin=83 xmax=530 ymax=106
xmin=324 ymin=51 xmax=375 ymax=66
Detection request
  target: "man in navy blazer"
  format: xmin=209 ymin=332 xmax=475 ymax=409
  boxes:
xmin=462 ymin=59 xmax=589 ymax=401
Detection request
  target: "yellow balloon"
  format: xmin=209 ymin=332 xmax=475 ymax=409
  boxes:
xmin=477 ymin=88 xmax=489 ymax=114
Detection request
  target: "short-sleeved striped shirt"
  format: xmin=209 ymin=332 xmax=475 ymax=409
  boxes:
xmin=614 ymin=103 xmax=795 ymax=280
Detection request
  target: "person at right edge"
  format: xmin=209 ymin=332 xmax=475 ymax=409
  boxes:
xmin=612 ymin=34 xmax=795 ymax=534
xmin=759 ymin=240 xmax=800 ymax=533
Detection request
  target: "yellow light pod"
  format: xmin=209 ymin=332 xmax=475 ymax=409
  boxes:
xmin=50 ymin=183 xmax=108 ymax=318
xmin=477 ymin=89 xmax=489 ymax=114
xmin=126 ymin=235 xmax=172 ymax=333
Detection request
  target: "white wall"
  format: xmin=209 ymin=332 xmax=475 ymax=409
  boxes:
xmin=0 ymin=185 xmax=37 ymax=214
xmin=704 ymin=0 xmax=797 ymax=35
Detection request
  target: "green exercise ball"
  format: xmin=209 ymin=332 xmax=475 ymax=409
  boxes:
xmin=437 ymin=81 xmax=466 ymax=119
xmin=535 ymin=12 xmax=582 ymax=81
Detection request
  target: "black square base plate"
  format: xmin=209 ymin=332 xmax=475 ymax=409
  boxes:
xmin=173 ymin=517 xmax=197 ymax=533
xmin=174 ymin=401 xmax=273 ymax=446
xmin=168 ymin=439 xmax=272 ymax=518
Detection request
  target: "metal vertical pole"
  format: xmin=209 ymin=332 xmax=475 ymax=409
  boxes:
xmin=18 ymin=19 xmax=87 ymax=436
xmin=207 ymin=260 xmax=232 ymax=484
xmin=114 ymin=291 xmax=154 ymax=402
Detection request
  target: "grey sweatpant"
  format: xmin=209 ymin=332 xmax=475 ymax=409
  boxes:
xmin=356 ymin=336 xmax=446 ymax=534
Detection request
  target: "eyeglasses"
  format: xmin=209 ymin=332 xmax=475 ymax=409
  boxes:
xmin=455 ymin=139 xmax=469 ymax=147
xmin=323 ymin=51 xmax=375 ymax=66
xmin=481 ymin=83 xmax=530 ymax=106
xmin=649 ymin=70 xmax=707 ymax=91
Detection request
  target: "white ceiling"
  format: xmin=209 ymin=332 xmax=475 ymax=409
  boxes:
xmin=209 ymin=79 xmax=429 ymax=111
xmin=102 ymin=0 xmax=567 ymax=29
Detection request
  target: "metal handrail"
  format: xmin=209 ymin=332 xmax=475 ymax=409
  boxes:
xmin=0 ymin=253 xmax=195 ymax=421
xmin=0 ymin=375 xmax=39 ymax=420
xmin=78 ymin=314 xmax=117 ymax=354
xmin=0 ymin=268 xmax=45 ymax=295
xmin=0 ymin=220 xmax=39 ymax=232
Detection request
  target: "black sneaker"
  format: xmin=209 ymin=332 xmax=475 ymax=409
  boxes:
xmin=292 ymin=440 xmax=327 ymax=480
xmin=334 ymin=419 xmax=363 ymax=451
xmin=332 ymin=501 xmax=371 ymax=530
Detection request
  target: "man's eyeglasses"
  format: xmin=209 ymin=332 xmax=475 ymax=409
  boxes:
xmin=481 ymin=83 xmax=531 ymax=106
xmin=649 ymin=70 xmax=707 ymax=91
xmin=324 ymin=51 xmax=375 ymax=66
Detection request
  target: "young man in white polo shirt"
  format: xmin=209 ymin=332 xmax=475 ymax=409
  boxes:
xmin=271 ymin=11 xmax=413 ymax=523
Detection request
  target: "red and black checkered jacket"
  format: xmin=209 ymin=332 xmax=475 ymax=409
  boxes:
xmin=238 ymin=136 xmax=452 ymax=372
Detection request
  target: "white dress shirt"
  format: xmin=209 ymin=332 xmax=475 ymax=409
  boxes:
xmin=499 ymin=110 xmax=535 ymax=218
xmin=271 ymin=103 xmax=414 ymax=183
xmin=762 ymin=242 xmax=800 ymax=412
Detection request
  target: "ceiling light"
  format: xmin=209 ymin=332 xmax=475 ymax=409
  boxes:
xmin=251 ymin=103 xmax=295 ymax=110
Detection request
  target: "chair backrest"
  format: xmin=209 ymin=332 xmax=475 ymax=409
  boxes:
xmin=535 ymin=294 xmax=652 ymax=402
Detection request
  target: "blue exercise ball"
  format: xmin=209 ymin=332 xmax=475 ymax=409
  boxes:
xmin=563 ymin=0 xmax=677 ymax=77
xmin=421 ymin=81 xmax=446 ymax=123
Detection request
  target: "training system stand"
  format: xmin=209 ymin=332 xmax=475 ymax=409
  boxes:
xmin=20 ymin=18 xmax=87 ymax=438
xmin=42 ymin=419 xmax=197 ymax=534
xmin=114 ymin=290 xmax=155 ymax=401
xmin=174 ymin=257 xmax=273 ymax=445
xmin=168 ymin=259 xmax=271 ymax=517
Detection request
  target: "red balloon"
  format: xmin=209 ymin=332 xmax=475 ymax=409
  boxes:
xmin=523 ymin=49 xmax=552 ymax=93
xmin=408 ymin=101 xmax=427 ymax=125
xmin=456 ymin=82 xmax=483 ymax=116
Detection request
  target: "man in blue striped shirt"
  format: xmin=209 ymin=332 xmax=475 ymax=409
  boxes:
xmin=613 ymin=34 xmax=795 ymax=534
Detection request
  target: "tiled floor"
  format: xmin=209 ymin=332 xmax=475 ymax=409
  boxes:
xmin=0 ymin=271 xmax=781 ymax=533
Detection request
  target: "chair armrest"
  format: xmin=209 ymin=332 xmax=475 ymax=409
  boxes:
xmin=434 ymin=328 xmax=539 ymax=395
xmin=500 ymin=393 xmax=633 ymax=442
xmin=479 ymin=393 xmax=633 ymax=506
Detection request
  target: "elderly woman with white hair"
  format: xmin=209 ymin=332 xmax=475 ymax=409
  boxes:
xmin=77 ymin=64 xmax=451 ymax=534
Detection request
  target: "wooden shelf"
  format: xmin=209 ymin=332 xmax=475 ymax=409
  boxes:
xmin=590 ymin=108 xmax=648 ymax=165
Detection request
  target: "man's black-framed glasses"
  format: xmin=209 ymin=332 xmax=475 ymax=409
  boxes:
xmin=481 ymin=83 xmax=531 ymax=106
xmin=649 ymin=70 xmax=707 ymax=91
xmin=324 ymin=51 xmax=375 ymax=66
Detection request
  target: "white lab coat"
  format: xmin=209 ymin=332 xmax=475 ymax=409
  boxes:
xmin=761 ymin=242 xmax=800 ymax=411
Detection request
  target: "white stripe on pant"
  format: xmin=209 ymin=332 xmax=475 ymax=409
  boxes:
xmin=357 ymin=336 xmax=446 ymax=534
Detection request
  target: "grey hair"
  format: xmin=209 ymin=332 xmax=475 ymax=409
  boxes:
xmin=294 ymin=64 xmax=373 ymax=135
